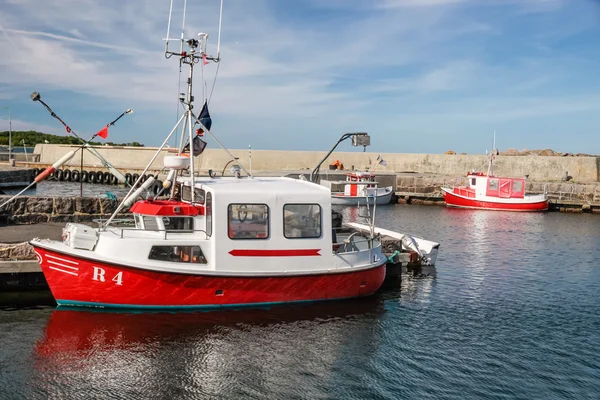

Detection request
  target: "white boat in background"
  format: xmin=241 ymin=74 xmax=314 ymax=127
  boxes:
xmin=327 ymin=172 xmax=393 ymax=206
xmin=345 ymin=222 xmax=440 ymax=266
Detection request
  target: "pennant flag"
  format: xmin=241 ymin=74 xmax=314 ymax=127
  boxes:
xmin=96 ymin=126 xmax=108 ymax=139
xmin=202 ymin=53 xmax=209 ymax=65
xmin=376 ymin=155 xmax=387 ymax=167
xmin=198 ymin=100 xmax=212 ymax=131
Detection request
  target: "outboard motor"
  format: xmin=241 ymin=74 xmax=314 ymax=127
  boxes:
xmin=401 ymin=234 xmax=431 ymax=265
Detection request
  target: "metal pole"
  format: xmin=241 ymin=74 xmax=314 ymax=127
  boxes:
xmin=80 ymin=148 xmax=83 ymax=197
xmin=8 ymin=108 xmax=11 ymax=162
xmin=22 ymin=139 xmax=28 ymax=162
xmin=0 ymin=107 xmax=10 ymax=163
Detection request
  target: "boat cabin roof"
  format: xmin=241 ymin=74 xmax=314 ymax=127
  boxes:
xmin=180 ymin=176 xmax=331 ymax=201
xmin=130 ymin=177 xmax=330 ymax=218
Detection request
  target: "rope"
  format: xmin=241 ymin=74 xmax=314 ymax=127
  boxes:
xmin=208 ymin=61 xmax=221 ymax=104
xmin=173 ymin=61 xmax=183 ymax=148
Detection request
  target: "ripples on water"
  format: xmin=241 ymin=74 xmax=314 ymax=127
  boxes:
xmin=3 ymin=181 xmax=131 ymax=197
xmin=1 ymin=205 xmax=600 ymax=399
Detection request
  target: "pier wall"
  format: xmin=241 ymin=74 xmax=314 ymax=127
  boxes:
xmin=0 ymin=195 xmax=129 ymax=225
xmin=0 ymin=167 xmax=34 ymax=189
xmin=31 ymin=144 xmax=600 ymax=182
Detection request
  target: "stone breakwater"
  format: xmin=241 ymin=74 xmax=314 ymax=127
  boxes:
xmin=0 ymin=196 xmax=130 ymax=225
xmin=0 ymin=242 xmax=35 ymax=261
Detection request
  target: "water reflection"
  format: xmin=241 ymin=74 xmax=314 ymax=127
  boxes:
xmin=30 ymin=297 xmax=388 ymax=398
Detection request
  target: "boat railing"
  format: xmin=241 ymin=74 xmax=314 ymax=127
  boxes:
xmin=93 ymin=218 xmax=209 ymax=240
xmin=332 ymin=228 xmax=381 ymax=254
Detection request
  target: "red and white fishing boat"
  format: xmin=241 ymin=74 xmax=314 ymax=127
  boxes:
xmin=329 ymin=172 xmax=393 ymax=206
xmin=27 ymin=4 xmax=397 ymax=310
xmin=441 ymin=149 xmax=548 ymax=212
xmin=31 ymin=177 xmax=388 ymax=309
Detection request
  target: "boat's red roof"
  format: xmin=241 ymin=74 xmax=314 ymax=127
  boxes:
xmin=130 ymin=200 xmax=204 ymax=216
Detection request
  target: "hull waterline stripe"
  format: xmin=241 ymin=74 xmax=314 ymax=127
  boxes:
xmin=57 ymin=295 xmax=375 ymax=310
xmin=49 ymin=266 xmax=79 ymax=276
xmin=47 ymin=260 xmax=79 ymax=271
xmin=46 ymin=254 xmax=79 ymax=265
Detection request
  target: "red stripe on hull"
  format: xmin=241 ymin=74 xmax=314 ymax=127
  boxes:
xmin=33 ymin=248 xmax=386 ymax=308
xmin=443 ymin=191 xmax=548 ymax=212
xmin=228 ymin=249 xmax=321 ymax=257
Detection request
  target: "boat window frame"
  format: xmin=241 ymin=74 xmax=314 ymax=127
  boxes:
xmin=161 ymin=216 xmax=194 ymax=231
xmin=206 ymin=192 xmax=213 ymax=237
xmin=512 ymin=179 xmax=523 ymax=194
xmin=148 ymin=245 xmax=207 ymax=264
xmin=488 ymin=178 xmax=499 ymax=191
xmin=227 ymin=203 xmax=270 ymax=240
xmin=181 ymin=184 xmax=206 ymax=205
xmin=283 ymin=203 xmax=322 ymax=239
xmin=142 ymin=216 xmax=160 ymax=231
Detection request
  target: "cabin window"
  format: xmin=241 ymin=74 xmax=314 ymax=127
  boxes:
xmin=162 ymin=216 xmax=194 ymax=231
xmin=143 ymin=216 xmax=159 ymax=231
xmin=488 ymin=179 xmax=499 ymax=191
xmin=283 ymin=204 xmax=322 ymax=239
xmin=206 ymin=192 xmax=213 ymax=236
xmin=134 ymin=214 xmax=143 ymax=229
xmin=228 ymin=204 xmax=269 ymax=239
xmin=513 ymin=180 xmax=523 ymax=193
xmin=471 ymin=178 xmax=476 ymax=186
xmin=148 ymin=245 xmax=207 ymax=263
xmin=181 ymin=185 xmax=205 ymax=204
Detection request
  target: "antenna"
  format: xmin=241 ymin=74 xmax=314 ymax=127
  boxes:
xmin=216 ymin=0 xmax=223 ymax=60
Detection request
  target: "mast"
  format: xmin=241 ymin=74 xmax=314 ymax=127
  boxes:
xmin=104 ymin=0 xmax=257 ymax=228
xmin=487 ymin=131 xmax=496 ymax=176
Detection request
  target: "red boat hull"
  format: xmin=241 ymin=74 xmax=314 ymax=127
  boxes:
xmin=32 ymin=247 xmax=386 ymax=309
xmin=443 ymin=190 xmax=548 ymax=212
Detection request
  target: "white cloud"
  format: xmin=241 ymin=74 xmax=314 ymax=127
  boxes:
xmin=1 ymin=0 xmax=598 ymax=154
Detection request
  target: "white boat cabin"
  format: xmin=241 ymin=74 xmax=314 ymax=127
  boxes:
xmin=82 ymin=176 xmax=382 ymax=275
xmin=455 ymin=172 xmax=526 ymax=199
xmin=343 ymin=172 xmax=377 ymax=196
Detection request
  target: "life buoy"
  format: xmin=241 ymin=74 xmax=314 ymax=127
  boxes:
xmin=71 ymin=170 xmax=81 ymax=182
xmin=63 ymin=169 xmax=72 ymax=182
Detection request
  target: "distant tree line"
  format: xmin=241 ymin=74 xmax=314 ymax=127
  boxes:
xmin=0 ymin=131 xmax=144 ymax=147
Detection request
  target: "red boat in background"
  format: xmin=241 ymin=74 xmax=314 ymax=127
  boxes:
xmin=441 ymin=149 xmax=548 ymax=212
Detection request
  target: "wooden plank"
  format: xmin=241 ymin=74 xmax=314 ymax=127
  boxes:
xmin=0 ymin=260 xmax=41 ymax=273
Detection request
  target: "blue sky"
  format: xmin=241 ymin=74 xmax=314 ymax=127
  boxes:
xmin=1 ymin=0 xmax=600 ymax=154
